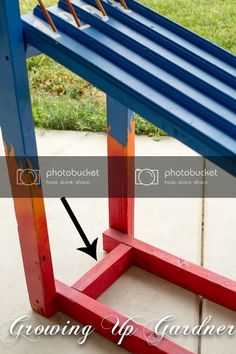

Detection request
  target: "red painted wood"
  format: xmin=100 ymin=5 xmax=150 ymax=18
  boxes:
xmin=4 ymin=177 xmax=57 ymax=316
xmin=103 ymin=228 xmax=236 ymax=312
xmin=107 ymin=96 xmax=135 ymax=236
xmin=72 ymin=244 xmax=133 ymax=298
xmin=56 ymin=280 xmax=192 ymax=354
xmin=12 ymin=195 xmax=57 ymax=317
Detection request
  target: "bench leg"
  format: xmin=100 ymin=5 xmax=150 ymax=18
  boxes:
xmin=0 ymin=0 xmax=56 ymax=317
xmin=107 ymin=95 xmax=135 ymax=237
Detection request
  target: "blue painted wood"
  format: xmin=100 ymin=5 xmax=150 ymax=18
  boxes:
xmin=107 ymin=96 xmax=134 ymax=148
xmin=58 ymin=0 xmax=236 ymax=110
xmin=89 ymin=0 xmax=236 ymax=88
xmin=35 ymin=5 xmax=235 ymax=139
xmin=0 ymin=1 xmax=38 ymax=156
xmin=125 ymin=0 xmax=236 ymax=68
xmin=22 ymin=5 xmax=236 ymax=176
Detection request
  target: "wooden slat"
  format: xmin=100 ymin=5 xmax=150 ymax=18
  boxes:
xmin=72 ymin=244 xmax=133 ymax=298
xmin=56 ymin=280 xmax=192 ymax=354
xmin=103 ymin=228 xmax=236 ymax=311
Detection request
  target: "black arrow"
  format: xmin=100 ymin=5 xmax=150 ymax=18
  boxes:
xmin=61 ymin=197 xmax=98 ymax=261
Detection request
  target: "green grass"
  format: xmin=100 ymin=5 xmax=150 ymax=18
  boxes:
xmin=21 ymin=0 xmax=236 ymax=136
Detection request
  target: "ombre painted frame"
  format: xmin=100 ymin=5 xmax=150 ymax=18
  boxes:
xmin=0 ymin=1 xmax=236 ymax=353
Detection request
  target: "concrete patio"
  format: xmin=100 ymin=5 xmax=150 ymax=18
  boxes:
xmin=0 ymin=130 xmax=235 ymax=354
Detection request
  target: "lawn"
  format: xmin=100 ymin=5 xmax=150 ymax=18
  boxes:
xmin=20 ymin=0 xmax=236 ymax=136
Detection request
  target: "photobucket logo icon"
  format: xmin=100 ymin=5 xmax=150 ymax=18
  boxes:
xmin=135 ymin=169 xmax=159 ymax=186
xmin=16 ymin=169 xmax=40 ymax=186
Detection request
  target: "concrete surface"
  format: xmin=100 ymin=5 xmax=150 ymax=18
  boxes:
xmin=0 ymin=130 xmax=235 ymax=354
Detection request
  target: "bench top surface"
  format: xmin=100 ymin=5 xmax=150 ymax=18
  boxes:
xmin=22 ymin=0 xmax=236 ymax=172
